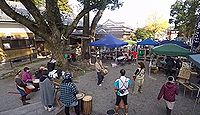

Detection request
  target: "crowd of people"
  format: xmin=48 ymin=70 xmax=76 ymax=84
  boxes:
xmin=13 ymin=55 xmax=181 ymax=115
xmin=14 ymin=58 xmax=81 ymax=115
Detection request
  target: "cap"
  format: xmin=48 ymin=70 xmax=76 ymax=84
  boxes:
xmin=63 ymin=72 xmax=72 ymax=80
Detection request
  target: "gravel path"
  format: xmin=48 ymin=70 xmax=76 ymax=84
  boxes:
xmin=0 ymin=61 xmax=200 ymax=115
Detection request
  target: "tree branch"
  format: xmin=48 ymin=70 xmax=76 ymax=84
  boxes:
xmin=64 ymin=5 xmax=97 ymax=38
xmin=0 ymin=1 xmax=41 ymax=33
xmin=90 ymin=2 xmax=106 ymax=37
xmin=19 ymin=0 xmax=47 ymax=26
xmin=46 ymin=0 xmax=63 ymax=31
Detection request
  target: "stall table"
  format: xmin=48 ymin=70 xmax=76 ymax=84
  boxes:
xmin=178 ymin=82 xmax=199 ymax=97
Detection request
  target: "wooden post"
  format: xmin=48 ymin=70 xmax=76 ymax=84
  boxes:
xmin=29 ymin=54 xmax=32 ymax=62
xmin=9 ymin=59 xmax=12 ymax=68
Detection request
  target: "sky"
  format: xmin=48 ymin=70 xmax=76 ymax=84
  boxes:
xmin=68 ymin=0 xmax=177 ymax=28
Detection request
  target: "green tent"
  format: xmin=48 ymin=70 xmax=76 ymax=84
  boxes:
xmin=124 ymin=40 xmax=136 ymax=45
xmin=152 ymin=44 xmax=192 ymax=57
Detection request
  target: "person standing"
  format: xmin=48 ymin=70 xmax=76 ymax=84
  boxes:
xmin=47 ymin=58 xmax=56 ymax=72
xmin=175 ymin=58 xmax=182 ymax=79
xmin=157 ymin=76 xmax=178 ymax=115
xmin=95 ymin=57 xmax=105 ymax=87
xmin=39 ymin=70 xmax=55 ymax=111
xmin=114 ymin=69 xmax=131 ymax=115
xmin=165 ymin=56 xmax=175 ymax=76
xmin=133 ymin=62 xmax=145 ymax=94
xmin=15 ymin=70 xmax=30 ymax=105
xmin=60 ymin=72 xmax=80 ymax=115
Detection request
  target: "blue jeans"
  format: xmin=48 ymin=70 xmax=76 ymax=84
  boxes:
xmin=17 ymin=87 xmax=26 ymax=96
xmin=97 ymin=72 xmax=104 ymax=85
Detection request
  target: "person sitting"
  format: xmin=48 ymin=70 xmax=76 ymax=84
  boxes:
xmin=71 ymin=53 xmax=77 ymax=62
xmin=15 ymin=70 xmax=30 ymax=105
xmin=21 ymin=67 xmax=38 ymax=91
xmin=21 ymin=67 xmax=34 ymax=84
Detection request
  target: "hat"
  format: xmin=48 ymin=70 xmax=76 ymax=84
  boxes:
xmin=63 ymin=72 xmax=72 ymax=80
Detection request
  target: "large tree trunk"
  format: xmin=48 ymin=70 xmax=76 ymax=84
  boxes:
xmin=82 ymin=0 xmax=90 ymax=58
xmin=46 ymin=33 xmax=69 ymax=70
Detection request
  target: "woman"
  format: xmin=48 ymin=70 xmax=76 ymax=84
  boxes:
xmin=21 ymin=67 xmax=34 ymax=84
xmin=133 ymin=62 xmax=145 ymax=94
xmin=39 ymin=70 xmax=55 ymax=111
xmin=157 ymin=76 xmax=178 ymax=115
xmin=60 ymin=72 xmax=80 ymax=115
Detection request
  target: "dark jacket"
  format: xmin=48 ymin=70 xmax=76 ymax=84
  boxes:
xmin=157 ymin=82 xmax=178 ymax=102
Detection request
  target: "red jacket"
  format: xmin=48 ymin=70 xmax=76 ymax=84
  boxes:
xmin=157 ymin=82 xmax=178 ymax=102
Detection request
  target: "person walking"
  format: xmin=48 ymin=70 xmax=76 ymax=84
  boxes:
xmin=39 ymin=69 xmax=55 ymax=111
xmin=15 ymin=70 xmax=30 ymax=105
xmin=157 ymin=76 xmax=178 ymax=115
xmin=133 ymin=62 xmax=145 ymax=94
xmin=114 ymin=69 xmax=131 ymax=115
xmin=95 ymin=57 xmax=105 ymax=87
xmin=60 ymin=72 xmax=80 ymax=115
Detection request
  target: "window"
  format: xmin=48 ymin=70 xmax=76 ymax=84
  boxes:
xmin=2 ymin=39 xmax=34 ymax=50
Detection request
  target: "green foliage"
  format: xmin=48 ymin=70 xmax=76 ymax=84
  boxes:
xmin=146 ymin=13 xmax=169 ymax=34
xmin=77 ymin=0 xmax=123 ymax=11
xmin=31 ymin=0 xmax=72 ymax=13
xmin=135 ymin=28 xmax=154 ymax=40
xmin=58 ymin=0 xmax=72 ymax=13
xmin=170 ymin=0 xmax=200 ymax=37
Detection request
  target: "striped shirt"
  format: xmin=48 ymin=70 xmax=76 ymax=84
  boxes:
xmin=60 ymin=82 xmax=78 ymax=107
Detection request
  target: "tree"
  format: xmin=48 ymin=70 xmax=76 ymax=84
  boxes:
xmin=170 ymin=0 xmax=200 ymax=37
xmin=10 ymin=0 xmax=73 ymax=13
xmin=0 ymin=0 xmax=123 ymax=69
xmin=146 ymin=13 xmax=169 ymax=37
xmin=79 ymin=0 xmax=123 ymax=56
xmin=135 ymin=28 xmax=154 ymax=40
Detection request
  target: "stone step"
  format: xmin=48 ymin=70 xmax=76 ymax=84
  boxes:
xmin=0 ymin=102 xmax=64 ymax=115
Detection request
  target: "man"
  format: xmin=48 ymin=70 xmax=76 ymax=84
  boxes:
xmin=95 ymin=57 xmax=105 ymax=86
xmin=157 ymin=76 xmax=178 ymax=115
xmin=165 ymin=56 xmax=175 ymax=76
xmin=60 ymin=72 xmax=80 ymax=115
xmin=114 ymin=69 xmax=131 ymax=115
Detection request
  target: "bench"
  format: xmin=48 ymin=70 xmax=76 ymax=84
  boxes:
xmin=7 ymin=53 xmax=37 ymax=67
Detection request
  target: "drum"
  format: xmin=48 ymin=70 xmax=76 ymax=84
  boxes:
xmin=82 ymin=95 xmax=92 ymax=115
xmin=76 ymin=92 xmax=85 ymax=112
xmin=25 ymin=85 xmax=34 ymax=94
xmin=33 ymin=79 xmax=39 ymax=83
xmin=32 ymin=79 xmax=39 ymax=90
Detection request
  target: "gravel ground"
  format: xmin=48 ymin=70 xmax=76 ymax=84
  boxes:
xmin=0 ymin=61 xmax=200 ymax=115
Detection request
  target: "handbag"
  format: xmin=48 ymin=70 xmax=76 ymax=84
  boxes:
xmin=100 ymin=68 xmax=108 ymax=76
xmin=98 ymin=61 xmax=108 ymax=76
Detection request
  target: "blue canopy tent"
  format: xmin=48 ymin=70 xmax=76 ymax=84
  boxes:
xmin=88 ymin=34 xmax=128 ymax=48
xmin=160 ymin=40 xmax=191 ymax=49
xmin=137 ymin=38 xmax=159 ymax=46
xmin=189 ymin=54 xmax=200 ymax=68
